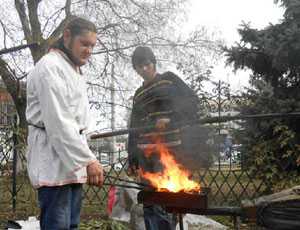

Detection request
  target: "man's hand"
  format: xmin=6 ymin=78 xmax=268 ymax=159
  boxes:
xmin=155 ymin=118 xmax=170 ymax=130
xmin=86 ymin=161 xmax=104 ymax=187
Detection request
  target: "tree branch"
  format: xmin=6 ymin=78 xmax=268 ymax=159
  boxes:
xmin=47 ymin=14 xmax=76 ymax=44
xmin=27 ymin=0 xmax=42 ymax=42
xmin=14 ymin=0 xmax=32 ymax=42
xmin=43 ymin=0 xmax=72 ymax=49
xmin=65 ymin=0 xmax=71 ymax=17
xmin=0 ymin=20 xmax=8 ymax=48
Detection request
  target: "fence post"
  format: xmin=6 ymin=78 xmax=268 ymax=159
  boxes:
xmin=12 ymin=115 xmax=18 ymax=213
xmin=218 ymin=80 xmax=222 ymax=170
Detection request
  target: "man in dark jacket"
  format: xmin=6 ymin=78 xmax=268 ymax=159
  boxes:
xmin=128 ymin=46 xmax=204 ymax=230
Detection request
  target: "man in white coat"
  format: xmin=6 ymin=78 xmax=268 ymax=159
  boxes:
xmin=26 ymin=17 xmax=103 ymax=229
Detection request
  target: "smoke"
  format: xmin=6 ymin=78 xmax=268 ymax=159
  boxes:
xmin=171 ymin=124 xmax=215 ymax=171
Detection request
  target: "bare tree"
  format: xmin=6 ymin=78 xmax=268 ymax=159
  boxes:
xmin=0 ymin=0 xmax=222 ymax=131
xmin=0 ymin=0 xmax=73 ymax=129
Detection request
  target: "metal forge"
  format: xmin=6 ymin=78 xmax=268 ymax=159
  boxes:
xmin=138 ymin=189 xmax=209 ymax=230
xmin=134 ymin=137 xmax=244 ymax=229
xmin=135 ymin=137 xmax=210 ymax=230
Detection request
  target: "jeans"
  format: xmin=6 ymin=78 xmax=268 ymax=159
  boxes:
xmin=38 ymin=183 xmax=83 ymax=230
xmin=143 ymin=205 xmax=177 ymax=230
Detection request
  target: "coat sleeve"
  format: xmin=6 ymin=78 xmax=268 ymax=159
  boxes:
xmin=166 ymin=72 xmax=199 ymax=122
xmin=127 ymin=98 xmax=140 ymax=169
xmin=34 ymin=63 xmax=96 ymax=173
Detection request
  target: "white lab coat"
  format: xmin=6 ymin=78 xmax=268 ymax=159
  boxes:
xmin=26 ymin=50 xmax=97 ymax=188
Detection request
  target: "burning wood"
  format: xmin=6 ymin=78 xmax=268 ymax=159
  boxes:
xmin=139 ymin=138 xmax=200 ymax=193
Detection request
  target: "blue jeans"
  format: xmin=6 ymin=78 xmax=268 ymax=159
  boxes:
xmin=143 ymin=205 xmax=177 ymax=230
xmin=38 ymin=183 xmax=83 ymax=230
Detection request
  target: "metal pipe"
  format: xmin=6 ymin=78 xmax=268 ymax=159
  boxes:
xmin=90 ymin=112 xmax=300 ymax=139
xmin=12 ymin=116 xmax=18 ymax=213
xmin=103 ymin=182 xmax=143 ymax=190
xmin=104 ymin=175 xmax=149 ymax=188
xmin=200 ymin=206 xmax=242 ymax=216
xmin=179 ymin=213 xmax=184 ymax=230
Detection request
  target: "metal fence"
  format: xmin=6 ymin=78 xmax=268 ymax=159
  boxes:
xmin=0 ymin=80 xmax=297 ymax=223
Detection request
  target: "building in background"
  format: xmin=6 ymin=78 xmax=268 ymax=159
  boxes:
xmin=0 ymin=80 xmax=15 ymax=128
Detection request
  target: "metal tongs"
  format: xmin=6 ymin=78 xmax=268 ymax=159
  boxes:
xmin=103 ymin=174 xmax=153 ymax=190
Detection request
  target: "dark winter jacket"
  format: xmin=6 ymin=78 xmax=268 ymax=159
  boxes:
xmin=128 ymin=71 xmax=210 ymax=173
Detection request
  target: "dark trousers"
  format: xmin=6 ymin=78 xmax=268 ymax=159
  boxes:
xmin=143 ymin=205 xmax=177 ymax=230
xmin=38 ymin=183 xmax=83 ymax=230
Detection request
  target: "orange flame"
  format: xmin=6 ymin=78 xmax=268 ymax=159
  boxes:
xmin=140 ymin=140 xmax=200 ymax=193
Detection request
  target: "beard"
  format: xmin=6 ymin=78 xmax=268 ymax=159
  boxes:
xmin=65 ymin=39 xmax=84 ymax=67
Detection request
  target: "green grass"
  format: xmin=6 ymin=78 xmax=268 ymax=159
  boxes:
xmin=80 ymin=219 xmax=130 ymax=230
xmin=193 ymin=168 xmax=269 ymax=206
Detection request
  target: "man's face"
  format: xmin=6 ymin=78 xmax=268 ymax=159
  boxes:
xmin=64 ymin=30 xmax=97 ymax=66
xmin=135 ymin=60 xmax=156 ymax=82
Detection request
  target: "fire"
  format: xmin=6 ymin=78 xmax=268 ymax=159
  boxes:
xmin=140 ymin=140 xmax=200 ymax=193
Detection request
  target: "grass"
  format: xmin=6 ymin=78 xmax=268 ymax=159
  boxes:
xmin=0 ymin=172 xmax=130 ymax=229
xmin=80 ymin=219 xmax=130 ymax=230
xmin=193 ymin=168 xmax=269 ymax=206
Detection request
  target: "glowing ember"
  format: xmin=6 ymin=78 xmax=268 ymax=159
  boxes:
xmin=140 ymin=140 xmax=200 ymax=193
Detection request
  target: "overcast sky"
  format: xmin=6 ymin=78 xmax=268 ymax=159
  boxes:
xmin=187 ymin=0 xmax=284 ymax=45
xmin=186 ymin=0 xmax=285 ymax=90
